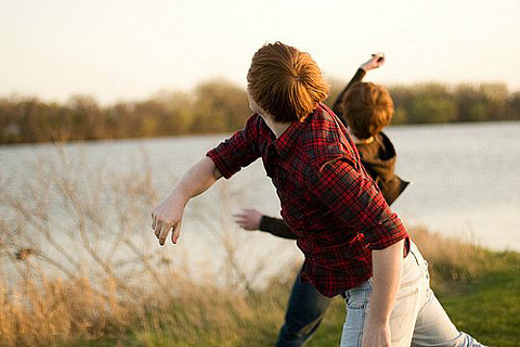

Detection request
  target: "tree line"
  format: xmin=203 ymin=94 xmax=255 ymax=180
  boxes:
xmin=1 ymin=79 xmax=519 ymax=144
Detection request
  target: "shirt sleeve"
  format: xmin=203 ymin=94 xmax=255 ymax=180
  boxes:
xmin=259 ymin=216 xmax=297 ymax=240
xmin=331 ymin=68 xmax=366 ymax=119
xmin=308 ymin=157 xmax=408 ymax=250
xmin=206 ymin=115 xmax=262 ymax=179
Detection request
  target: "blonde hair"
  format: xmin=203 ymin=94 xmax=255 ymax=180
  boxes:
xmin=247 ymin=42 xmax=329 ymax=122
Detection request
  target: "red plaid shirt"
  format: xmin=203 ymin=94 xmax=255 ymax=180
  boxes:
xmin=207 ymin=103 xmax=409 ymax=297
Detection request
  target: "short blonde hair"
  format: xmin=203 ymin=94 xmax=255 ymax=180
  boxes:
xmin=341 ymin=82 xmax=394 ymax=139
xmin=247 ymin=42 xmax=329 ymax=122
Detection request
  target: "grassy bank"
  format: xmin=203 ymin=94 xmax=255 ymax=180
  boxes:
xmin=307 ymin=248 xmax=520 ymax=347
xmin=2 ymin=228 xmax=518 ymax=347
xmin=1 ymin=152 xmax=518 ymax=346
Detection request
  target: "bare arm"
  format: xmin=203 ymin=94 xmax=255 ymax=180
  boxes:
xmin=151 ymin=157 xmax=222 ymax=245
xmin=174 ymin=157 xmax=222 ymax=200
xmin=362 ymin=239 xmax=404 ymax=347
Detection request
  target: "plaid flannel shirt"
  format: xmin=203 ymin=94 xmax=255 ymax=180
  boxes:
xmin=206 ymin=103 xmax=408 ymax=297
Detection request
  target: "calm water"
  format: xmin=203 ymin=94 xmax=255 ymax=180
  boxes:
xmin=1 ymin=121 xmax=519 ymax=286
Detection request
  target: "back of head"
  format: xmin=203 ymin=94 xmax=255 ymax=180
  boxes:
xmin=341 ymin=82 xmax=394 ymax=139
xmin=247 ymin=42 xmax=329 ymax=122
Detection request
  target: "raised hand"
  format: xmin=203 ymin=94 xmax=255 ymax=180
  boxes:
xmin=360 ymin=52 xmax=385 ymax=72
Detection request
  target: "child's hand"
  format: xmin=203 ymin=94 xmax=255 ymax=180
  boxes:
xmin=151 ymin=192 xmax=186 ymax=245
xmin=360 ymin=52 xmax=385 ymax=71
xmin=233 ymin=208 xmax=263 ymax=230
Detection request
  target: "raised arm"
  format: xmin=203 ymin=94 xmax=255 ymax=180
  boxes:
xmin=332 ymin=53 xmax=385 ymax=119
xmin=152 ymin=157 xmax=222 ymax=245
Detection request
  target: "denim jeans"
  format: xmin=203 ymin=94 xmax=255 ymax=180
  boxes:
xmin=276 ymin=269 xmax=332 ymax=347
xmin=340 ymin=242 xmax=485 ymax=347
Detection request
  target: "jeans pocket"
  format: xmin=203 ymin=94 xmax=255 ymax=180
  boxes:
xmin=392 ymin=287 xmax=419 ymax=318
xmin=389 ymin=287 xmax=420 ymax=344
xmin=345 ymin=281 xmax=371 ymax=310
xmin=346 ymin=292 xmax=368 ymax=310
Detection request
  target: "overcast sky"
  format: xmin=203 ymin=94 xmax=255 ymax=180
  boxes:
xmin=1 ymin=0 xmax=519 ymax=104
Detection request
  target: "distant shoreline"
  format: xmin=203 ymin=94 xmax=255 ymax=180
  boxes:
xmin=1 ymin=119 xmax=519 ymax=147
xmin=2 ymin=80 xmax=519 ymax=145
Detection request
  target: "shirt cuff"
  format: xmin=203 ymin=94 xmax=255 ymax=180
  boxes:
xmin=354 ymin=68 xmax=366 ymax=79
xmin=259 ymin=216 xmax=298 ymax=239
xmin=206 ymin=149 xmax=235 ymax=179
xmin=258 ymin=215 xmax=271 ymax=232
xmin=366 ymin=223 xmax=409 ymax=250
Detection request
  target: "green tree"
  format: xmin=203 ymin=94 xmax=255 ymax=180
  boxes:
xmin=192 ymin=79 xmax=249 ymax=133
xmin=408 ymin=97 xmax=457 ymax=124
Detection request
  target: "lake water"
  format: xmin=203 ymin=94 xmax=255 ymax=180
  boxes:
xmin=1 ymin=121 xmax=519 ymax=287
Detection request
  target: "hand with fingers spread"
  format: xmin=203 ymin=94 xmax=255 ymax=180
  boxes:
xmin=233 ymin=208 xmax=263 ymax=230
xmin=151 ymin=157 xmax=222 ymax=246
xmin=151 ymin=192 xmax=186 ymax=245
xmin=360 ymin=52 xmax=385 ymax=72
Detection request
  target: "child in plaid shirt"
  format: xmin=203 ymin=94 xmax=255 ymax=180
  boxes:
xmin=234 ymin=53 xmax=411 ymax=346
xmin=152 ymin=42 xmax=484 ymax=347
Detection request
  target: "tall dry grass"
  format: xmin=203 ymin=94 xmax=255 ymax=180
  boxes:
xmin=0 ymin=144 xmax=500 ymax=346
xmin=408 ymin=226 xmax=500 ymax=293
xmin=0 ymin=144 xmax=296 ymax=346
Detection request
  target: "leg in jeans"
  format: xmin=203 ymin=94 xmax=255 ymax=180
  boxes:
xmin=339 ymin=241 xmax=485 ymax=347
xmin=340 ymin=242 xmax=486 ymax=347
xmin=340 ymin=245 xmax=425 ymax=347
xmin=340 ymin=280 xmax=373 ymax=347
xmin=411 ymin=246 xmax=486 ymax=347
xmin=276 ymin=269 xmax=332 ymax=347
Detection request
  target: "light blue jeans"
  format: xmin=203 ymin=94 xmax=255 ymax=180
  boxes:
xmin=340 ymin=242 xmax=485 ymax=347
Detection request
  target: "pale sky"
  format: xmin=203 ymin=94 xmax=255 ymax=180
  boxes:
xmin=1 ymin=0 xmax=519 ymax=104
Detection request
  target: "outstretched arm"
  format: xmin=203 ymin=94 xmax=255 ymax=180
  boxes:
xmin=332 ymin=53 xmax=385 ymax=119
xmin=151 ymin=115 xmax=263 ymax=246
xmin=151 ymin=157 xmax=222 ymax=245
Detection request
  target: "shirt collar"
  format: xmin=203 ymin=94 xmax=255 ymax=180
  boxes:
xmin=272 ymin=109 xmax=313 ymax=158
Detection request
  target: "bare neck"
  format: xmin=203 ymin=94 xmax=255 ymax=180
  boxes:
xmin=261 ymin=114 xmax=292 ymax=139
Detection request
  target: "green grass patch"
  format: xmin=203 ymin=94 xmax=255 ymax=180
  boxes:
xmin=8 ymin=234 xmax=519 ymax=347
xmin=308 ymin=251 xmax=520 ymax=347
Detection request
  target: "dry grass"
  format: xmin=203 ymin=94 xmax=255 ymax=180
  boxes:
xmin=409 ymin=226 xmax=503 ymax=293
xmin=0 ymin=145 xmax=295 ymax=346
xmin=0 ymin=145 xmax=508 ymax=346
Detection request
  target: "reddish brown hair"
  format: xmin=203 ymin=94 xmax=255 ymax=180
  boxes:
xmin=341 ymin=82 xmax=394 ymax=139
xmin=247 ymin=42 xmax=329 ymax=122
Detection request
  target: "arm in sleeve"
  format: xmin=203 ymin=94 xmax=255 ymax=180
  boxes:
xmin=331 ymin=68 xmax=366 ymax=120
xmin=308 ymin=158 xmax=408 ymax=250
xmin=206 ymin=115 xmax=262 ymax=179
xmin=259 ymin=216 xmax=297 ymax=240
